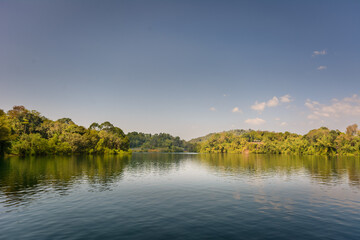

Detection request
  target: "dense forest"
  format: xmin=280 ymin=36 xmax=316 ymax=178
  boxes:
xmin=190 ymin=129 xmax=250 ymax=144
xmin=127 ymin=132 xmax=194 ymax=152
xmin=2 ymin=106 xmax=360 ymax=156
xmin=194 ymin=125 xmax=360 ymax=156
xmin=0 ymin=106 xmax=130 ymax=156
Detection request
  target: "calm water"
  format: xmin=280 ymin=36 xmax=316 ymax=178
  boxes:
xmin=1 ymin=154 xmax=360 ymax=240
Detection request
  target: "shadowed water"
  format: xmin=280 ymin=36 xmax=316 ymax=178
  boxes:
xmin=0 ymin=153 xmax=360 ymax=240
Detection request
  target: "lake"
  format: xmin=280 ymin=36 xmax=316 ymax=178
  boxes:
xmin=0 ymin=153 xmax=360 ymax=240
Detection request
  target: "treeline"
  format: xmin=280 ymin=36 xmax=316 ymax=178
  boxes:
xmin=196 ymin=125 xmax=360 ymax=155
xmin=0 ymin=106 xmax=130 ymax=156
xmin=2 ymin=105 xmax=360 ymax=156
xmin=127 ymin=132 xmax=194 ymax=152
xmin=190 ymin=129 xmax=250 ymax=144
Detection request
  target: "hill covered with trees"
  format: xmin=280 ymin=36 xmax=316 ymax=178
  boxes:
xmin=2 ymin=106 xmax=360 ymax=156
xmin=195 ymin=125 xmax=360 ymax=155
xmin=189 ymin=129 xmax=251 ymax=144
xmin=0 ymin=106 xmax=130 ymax=156
xmin=127 ymin=132 xmax=194 ymax=152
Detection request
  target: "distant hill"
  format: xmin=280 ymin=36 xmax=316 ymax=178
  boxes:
xmin=127 ymin=132 xmax=193 ymax=152
xmin=189 ymin=129 xmax=252 ymax=143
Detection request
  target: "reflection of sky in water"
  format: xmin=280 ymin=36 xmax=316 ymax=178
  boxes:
xmin=0 ymin=154 xmax=360 ymax=239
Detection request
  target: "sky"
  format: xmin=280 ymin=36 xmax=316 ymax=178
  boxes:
xmin=1 ymin=0 xmax=360 ymax=140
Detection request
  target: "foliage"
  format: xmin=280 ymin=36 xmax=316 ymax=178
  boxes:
xmin=1 ymin=106 xmax=130 ymax=156
xmin=127 ymin=132 xmax=193 ymax=152
xmin=197 ymin=126 xmax=360 ymax=155
xmin=189 ymin=129 xmax=251 ymax=144
xmin=3 ymin=105 xmax=360 ymax=156
xmin=0 ymin=109 xmax=12 ymax=156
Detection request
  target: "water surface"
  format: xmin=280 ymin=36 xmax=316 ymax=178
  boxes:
xmin=0 ymin=153 xmax=360 ymax=239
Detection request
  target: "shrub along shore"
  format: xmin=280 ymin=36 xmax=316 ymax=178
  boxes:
xmin=1 ymin=106 xmax=360 ymax=156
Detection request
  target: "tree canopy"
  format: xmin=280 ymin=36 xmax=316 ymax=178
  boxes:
xmin=127 ymin=132 xmax=193 ymax=152
xmin=0 ymin=106 xmax=130 ymax=156
xmin=2 ymin=105 xmax=360 ymax=156
xmin=195 ymin=126 xmax=360 ymax=156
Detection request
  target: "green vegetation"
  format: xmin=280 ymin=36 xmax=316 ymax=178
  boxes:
xmin=0 ymin=109 xmax=11 ymax=156
xmin=2 ymin=105 xmax=360 ymax=156
xmin=194 ymin=125 xmax=360 ymax=155
xmin=127 ymin=132 xmax=194 ymax=152
xmin=0 ymin=106 xmax=130 ymax=156
xmin=190 ymin=129 xmax=250 ymax=144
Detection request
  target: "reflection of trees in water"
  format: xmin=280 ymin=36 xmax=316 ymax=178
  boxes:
xmin=1 ymin=153 xmax=359 ymax=205
xmin=0 ymin=153 xmax=192 ymax=205
xmin=0 ymin=155 xmax=131 ymax=204
xmin=197 ymin=154 xmax=360 ymax=186
xmin=126 ymin=153 xmax=190 ymax=174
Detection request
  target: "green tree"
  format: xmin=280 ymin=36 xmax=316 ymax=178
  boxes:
xmin=0 ymin=109 xmax=12 ymax=156
xmin=346 ymin=124 xmax=358 ymax=136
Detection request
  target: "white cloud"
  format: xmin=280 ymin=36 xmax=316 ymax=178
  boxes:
xmin=275 ymin=117 xmax=281 ymax=121
xmin=251 ymin=101 xmax=266 ymax=111
xmin=305 ymin=94 xmax=360 ymax=120
xmin=245 ymin=118 xmax=266 ymax=125
xmin=280 ymin=94 xmax=292 ymax=103
xmin=267 ymin=96 xmax=279 ymax=107
xmin=232 ymin=107 xmax=242 ymax=113
xmin=317 ymin=66 xmax=327 ymax=70
xmin=210 ymin=107 xmax=216 ymax=111
xmin=312 ymin=50 xmax=327 ymax=57
xmin=251 ymin=94 xmax=291 ymax=112
xmin=307 ymin=114 xmax=319 ymax=120
xmin=280 ymin=122 xmax=288 ymax=126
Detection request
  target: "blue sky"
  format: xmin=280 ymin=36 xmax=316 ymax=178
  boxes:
xmin=1 ymin=0 xmax=360 ymax=139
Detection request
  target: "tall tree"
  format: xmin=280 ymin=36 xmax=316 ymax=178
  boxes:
xmin=346 ymin=124 xmax=358 ymax=136
xmin=0 ymin=109 xmax=11 ymax=156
